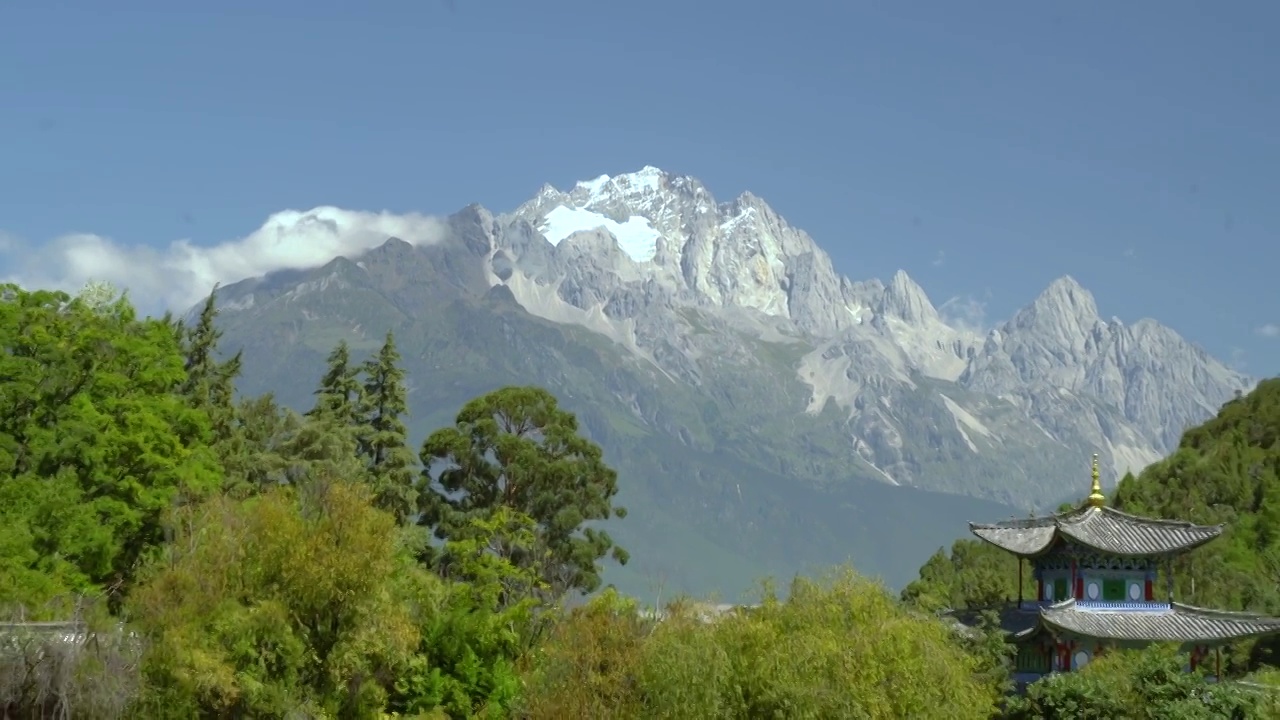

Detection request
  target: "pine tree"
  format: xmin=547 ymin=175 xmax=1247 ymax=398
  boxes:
xmin=309 ymin=340 xmax=364 ymax=427
xmin=177 ymin=288 xmax=243 ymax=446
xmin=359 ymin=331 xmax=418 ymax=523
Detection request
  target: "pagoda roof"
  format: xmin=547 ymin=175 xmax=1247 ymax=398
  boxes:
xmin=947 ymin=600 xmax=1280 ymax=648
xmin=1027 ymin=599 xmax=1280 ymax=645
xmin=969 ymin=505 xmax=1223 ymax=558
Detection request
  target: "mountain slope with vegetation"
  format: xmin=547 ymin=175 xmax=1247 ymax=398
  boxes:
xmin=0 ymin=283 xmax=1006 ymax=718
xmin=903 ymin=378 xmax=1280 ymax=673
xmin=203 ymin=170 xmax=1248 ymax=597
xmin=210 ymin=240 xmax=1020 ymax=599
xmin=0 ymin=282 xmax=1271 ymax=718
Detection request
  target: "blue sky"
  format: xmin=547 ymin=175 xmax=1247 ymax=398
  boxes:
xmin=1 ymin=0 xmax=1277 ymax=375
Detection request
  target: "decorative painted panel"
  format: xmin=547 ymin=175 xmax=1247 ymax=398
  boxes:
xmin=1103 ymin=578 xmax=1125 ymax=601
xmin=1084 ymin=577 xmax=1101 ymax=601
xmin=1127 ymin=579 xmax=1144 ymax=601
xmin=1053 ymin=577 xmax=1068 ymax=601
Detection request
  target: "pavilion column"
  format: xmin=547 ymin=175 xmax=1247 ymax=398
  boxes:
xmin=1166 ymin=557 xmax=1174 ymax=601
xmin=1018 ymin=558 xmax=1024 ymax=606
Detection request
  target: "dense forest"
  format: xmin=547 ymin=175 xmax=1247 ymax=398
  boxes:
xmin=1 ymin=282 xmax=1277 ymax=719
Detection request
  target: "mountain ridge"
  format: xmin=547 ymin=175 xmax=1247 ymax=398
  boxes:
xmin=199 ymin=165 xmax=1251 ymax=597
xmin=206 ymin=165 xmax=1251 ymax=491
xmin=501 ymin=167 xmax=1248 ymax=475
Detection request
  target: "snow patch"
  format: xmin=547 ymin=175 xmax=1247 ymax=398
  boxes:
xmin=538 ymin=206 xmax=661 ymax=263
xmin=575 ymin=166 xmax=665 ymax=205
xmin=719 ymin=207 xmax=757 ymax=234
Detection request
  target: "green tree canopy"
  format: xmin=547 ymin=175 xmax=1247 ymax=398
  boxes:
xmin=521 ymin=569 xmax=1002 ymax=719
xmin=0 ymin=285 xmax=220 ymax=604
xmin=1007 ymin=644 xmax=1268 ymax=719
xmin=420 ymin=386 xmax=627 ymax=598
xmin=129 ymin=480 xmax=420 ymax=718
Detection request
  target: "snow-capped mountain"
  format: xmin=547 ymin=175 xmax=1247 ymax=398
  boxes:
xmin=474 ymin=167 xmax=1242 ymax=486
xmin=210 ymin=165 xmax=1251 ymax=509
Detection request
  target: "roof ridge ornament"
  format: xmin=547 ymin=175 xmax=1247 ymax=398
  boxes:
xmin=1087 ymin=453 xmax=1106 ymax=508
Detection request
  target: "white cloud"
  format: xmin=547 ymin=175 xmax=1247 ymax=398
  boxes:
xmin=939 ymin=293 xmax=989 ymax=333
xmin=1257 ymin=323 xmax=1280 ymax=338
xmin=931 ymin=250 xmax=945 ymax=267
xmin=0 ymin=207 xmax=448 ymax=313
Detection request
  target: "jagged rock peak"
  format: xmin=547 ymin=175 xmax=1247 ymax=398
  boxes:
xmin=1032 ymin=275 xmax=1099 ymax=318
xmin=880 ymin=269 xmax=939 ymax=324
xmin=1005 ymin=274 xmax=1102 ymax=340
xmin=558 ymin=166 xmax=708 ymax=205
xmin=575 ymin=165 xmax=666 ymax=194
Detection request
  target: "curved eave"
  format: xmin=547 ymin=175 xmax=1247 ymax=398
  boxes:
xmin=1057 ymin=508 xmax=1226 ymax=557
xmin=1038 ymin=600 xmax=1280 ymax=646
xmin=1062 ymin=532 xmax=1223 ymax=558
xmin=969 ymin=507 xmax=1227 ymax=558
xmin=969 ymin=524 xmax=1057 ymax=558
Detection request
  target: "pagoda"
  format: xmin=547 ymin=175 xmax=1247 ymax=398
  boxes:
xmin=967 ymin=454 xmax=1280 ymax=684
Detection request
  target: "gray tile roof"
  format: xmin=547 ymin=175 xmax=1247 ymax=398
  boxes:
xmin=1035 ymin=600 xmax=1280 ymax=644
xmin=969 ymin=505 xmax=1224 ymax=558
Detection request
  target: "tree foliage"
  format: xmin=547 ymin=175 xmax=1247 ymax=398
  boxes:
xmin=309 ymin=340 xmax=365 ymax=427
xmin=0 ymin=285 xmax=221 ymax=604
xmin=5 ymin=281 xmax=1278 ymax=718
xmin=521 ymin=571 xmax=1002 ymax=719
xmin=359 ymin=331 xmax=418 ymax=523
xmin=901 ymin=539 xmax=1034 ymax=612
xmin=901 ymin=378 xmax=1280 ymax=714
xmin=128 ymin=480 xmax=420 ymax=718
xmin=420 ymin=386 xmax=628 ymax=597
xmin=1006 ymin=644 xmax=1269 ymax=719
xmin=176 ymin=288 xmax=243 ymax=448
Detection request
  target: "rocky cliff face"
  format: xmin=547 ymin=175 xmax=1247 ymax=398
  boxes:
xmin=209 ymin=166 xmax=1251 ymax=509
xmin=499 ymin=167 xmax=1248 ymax=487
xmin=959 ymin=276 xmax=1246 ymax=475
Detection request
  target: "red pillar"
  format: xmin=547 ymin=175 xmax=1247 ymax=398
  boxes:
xmin=1145 ymin=578 xmax=1154 ymax=601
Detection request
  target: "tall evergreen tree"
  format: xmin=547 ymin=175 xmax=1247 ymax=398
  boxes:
xmin=308 ymin=340 xmax=364 ymax=427
xmin=359 ymin=331 xmax=418 ymax=523
xmin=177 ymin=287 xmax=243 ymax=447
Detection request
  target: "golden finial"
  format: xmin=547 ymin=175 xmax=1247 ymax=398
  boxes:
xmin=1087 ymin=453 xmax=1105 ymax=507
